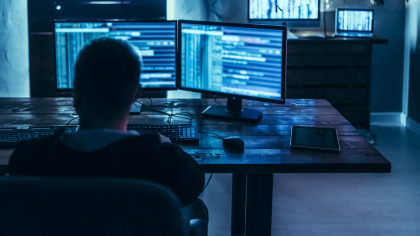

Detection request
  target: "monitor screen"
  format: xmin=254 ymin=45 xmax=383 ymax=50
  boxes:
xmin=337 ymin=9 xmax=374 ymax=32
xmin=249 ymin=0 xmax=319 ymax=20
xmin=54 ymin=21 xmax=177 ymax=91
xmin=178 ymin=21 xmax=286 ymax=103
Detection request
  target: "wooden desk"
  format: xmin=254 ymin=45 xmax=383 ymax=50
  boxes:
xmin=0 ymin=98 xmax=391 ymax=236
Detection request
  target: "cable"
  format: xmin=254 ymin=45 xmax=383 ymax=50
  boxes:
xmin=67 ymin=116 xmax=79 ymax=126
xmin=136 ymin=98 xmax=197 ymax=124
xmin=198 ymin=131 xmax=224 ymax=140
xmin=211 ymin=0 xmax=224 ymax=21
xmin=200 ymin=173 xmax=213 ymax=194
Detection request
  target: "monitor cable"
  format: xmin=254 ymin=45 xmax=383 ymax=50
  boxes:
xmin=198 ymin=131 xmax=224 ymax=140
xmin=200 ymin=173 xmax=213 ymax=195
xmin=67 ymin=116 xmax=79 ymax=127
xmin=135 ymin=98 xmax=198 ymax=124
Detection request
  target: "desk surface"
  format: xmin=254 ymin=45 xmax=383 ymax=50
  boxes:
xmin=0 ymin=98 xmax=390 ymax=174
xmin=289 ymin=31 xmax=388 ymax=44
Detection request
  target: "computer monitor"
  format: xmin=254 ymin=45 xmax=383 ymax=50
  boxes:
xmin=54 ymin=20 xmax=177 ymax=91
xmin=336 ymin=9 xmax=374 ymax=33
xmin=177 ymin=20 xmax=287 ymax=121
xmin=248 ymin=0 xmax=320 ymax=27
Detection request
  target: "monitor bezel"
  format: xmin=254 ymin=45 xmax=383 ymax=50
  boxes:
xmin=177 ymin=20 xmax=287 ymax=105
xmin=53 ymin=19 xmax=178 ymax=92
xmin=335 ymin=8 xmax=375 ymax=33
xmin=247 ymin=0 xmax=321 ymax=23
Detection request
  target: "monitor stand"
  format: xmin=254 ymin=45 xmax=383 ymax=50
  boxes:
xmin=201 ymin=97 xmax=262 ymax=121
xmin=129 ymin=103 xmax=141 ymax=115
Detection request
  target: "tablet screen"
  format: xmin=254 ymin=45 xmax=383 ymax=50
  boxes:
xmin=291 ymin=126 xmax=340 ymax=150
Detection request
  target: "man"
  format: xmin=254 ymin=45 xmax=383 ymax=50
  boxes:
xmin=8 ymin=38 xmax=208 ymax=231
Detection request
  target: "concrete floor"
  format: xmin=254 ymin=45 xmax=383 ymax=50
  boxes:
xmin=199 ymin=125 xmax=420 ymax=236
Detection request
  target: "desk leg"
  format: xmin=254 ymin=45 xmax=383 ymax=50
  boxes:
xmin=245 ymin=173 xmax=273 ymax=236
xmin=231 ymin=173 xmax=246 ymax=236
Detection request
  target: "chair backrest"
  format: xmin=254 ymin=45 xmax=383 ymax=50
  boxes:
xmin=0 ymin=177 xmax=187 ymax=236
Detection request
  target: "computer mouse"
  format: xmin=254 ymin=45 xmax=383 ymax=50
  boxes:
xmin=223 ymin=136 xmax=245 ymax=150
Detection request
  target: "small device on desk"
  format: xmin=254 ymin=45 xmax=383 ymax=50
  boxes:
xmin=222 ymin=136 xmax=245 ymax=150
xmin=178 ymin=20 xmax=287 ymax=122
xmin=333 ymin=9 xmax=374 ymax=38
xmin=290 ymin=126 xmax=340 ymax=151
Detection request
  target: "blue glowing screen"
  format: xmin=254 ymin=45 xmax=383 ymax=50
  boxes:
xmin=337 ymin=10 xmax=373 ymax=32
xmin=249 ymin=0 xmax=319 ymax=20
xmin=180 ymin=23 xmax=284 ymax=101
xmin=54 ymin=21 xmax=176 ymax=89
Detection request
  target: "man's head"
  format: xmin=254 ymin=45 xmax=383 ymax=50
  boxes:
xmin=73 ymin=38 xmax=142 ymax=123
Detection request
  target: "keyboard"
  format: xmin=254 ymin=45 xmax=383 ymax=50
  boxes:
xmin=0 ymin=123 xmax=199 ymax=148
xmin=127 ymin=123 xmax=199 ymax=143
xmin=0 ymin=126 xmax=79 ymax=148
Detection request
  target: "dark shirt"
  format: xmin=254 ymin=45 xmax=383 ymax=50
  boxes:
xmin=8 ymin=128 xmax=205 ymax=206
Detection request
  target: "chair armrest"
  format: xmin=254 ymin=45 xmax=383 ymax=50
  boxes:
xmin=188 ymin=219 xmax=208 ymax=236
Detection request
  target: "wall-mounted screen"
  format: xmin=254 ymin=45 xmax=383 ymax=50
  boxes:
xmin=249 ymin=0 xmax=319 ymax=20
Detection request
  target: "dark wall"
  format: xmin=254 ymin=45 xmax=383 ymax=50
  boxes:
xmin=28 ymin=0 xmax=166 ymax=97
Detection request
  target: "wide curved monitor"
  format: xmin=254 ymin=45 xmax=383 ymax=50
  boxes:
xmin=248 ymin=0 xmax=320 ymax=27
xmin=177 ymin=20 xmax=287 ymax=121
xmin=54 ymin=20 xmax=177 ymax=91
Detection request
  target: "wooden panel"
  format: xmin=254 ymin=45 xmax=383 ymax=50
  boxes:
xmin=0 ymin=106 xmax=340 ymax=116
xmin=0 ymin=98 xmax=332 ymax=107
xmin=288 ymin=55 xmax=326 ymax=67
xmin=326 ymin=54 xmax=368 ymax=67
xmin=0 ymin=98 xmax=391 ymax=175
xmin=325 ymin=69 xmax=367 ymax=86
xmin=196 ymin=124 xmax=361 ymax=136
xmin=325 ymin=88 xmax=367 ymax=105
xmin=287 ymin=69 xmax=325 ymax=86
xmin=287 ymin=88 xmax=324 ymax=99
xmin=288 ymin=54 xmax=368 ymax=67
xmin=189 ymin=148 xmax=389 ymax=173
xmin=288 ymin=41 xmax=372 ymax=54
xmin=0 ymin=114 xmax=351 ymax=126
xmin=179 ymin=135 xmax=373 ymax=150
xmin=335 ymin=106 xmax=367 ymax=125
xmin=326 ymin=42 xmax=372 ymax=54
xmin=30 ymin=77 xmax=63 ymax=97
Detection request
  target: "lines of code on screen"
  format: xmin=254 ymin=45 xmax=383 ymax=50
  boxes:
xmin=337 ymin=10 xmax=373 ymax=32
xmin=181 ymin=24 xmax=283 ymax=100
xmin=249 ymin=0 xmax=319 ymax=20
xmin=55 ymin=22 xmax=176 ymax=89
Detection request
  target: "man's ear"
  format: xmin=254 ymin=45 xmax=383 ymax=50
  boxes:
xmin=132 ymin=83 xmax=142 ymax=103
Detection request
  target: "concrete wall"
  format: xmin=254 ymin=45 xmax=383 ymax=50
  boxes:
xmin=169 ymin=0 xmax=406 ymax=113
xmin=0 ymin=0 xmax=30 ymax=97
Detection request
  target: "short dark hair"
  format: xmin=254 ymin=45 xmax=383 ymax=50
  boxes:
xmin=73 ymin=37 xmax=141 ymax=115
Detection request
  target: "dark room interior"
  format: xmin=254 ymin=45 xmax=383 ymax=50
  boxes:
xmin=0 ymin=0 xmax=419 ymax=235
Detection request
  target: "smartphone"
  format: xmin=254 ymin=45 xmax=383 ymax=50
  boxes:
xmin=290 ymin=126 xmax=340 ymax=151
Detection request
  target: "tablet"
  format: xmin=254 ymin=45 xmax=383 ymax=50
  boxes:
xmin=290 ymin=126 xmax=340 ymax=151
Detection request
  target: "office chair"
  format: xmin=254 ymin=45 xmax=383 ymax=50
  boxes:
xmin=0 ymin=177 xmax=207 ymax=236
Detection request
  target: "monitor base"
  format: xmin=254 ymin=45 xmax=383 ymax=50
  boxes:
xmin=201 ymin=106 xmax=262 ymax=122
xmin=130 ymin=103 xmax=141 ymax=115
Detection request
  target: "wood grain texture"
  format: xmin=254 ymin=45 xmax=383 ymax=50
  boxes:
xmin=0 ymin=98 xmax=390 ymax=174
